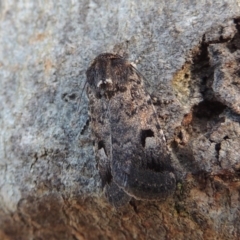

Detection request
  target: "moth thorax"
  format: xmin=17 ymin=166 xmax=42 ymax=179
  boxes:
xmin=97 ymin=78 xmax=113 ymax=88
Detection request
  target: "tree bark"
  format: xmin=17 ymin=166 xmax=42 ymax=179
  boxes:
xmin=1 ymin=1 xmax=240 ymax=239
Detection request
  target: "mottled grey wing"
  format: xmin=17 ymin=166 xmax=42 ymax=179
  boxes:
xmin=108 ymin=69 xmax=176 ymax=200
xmin=87 ymin=82 xmax=131 ymax=207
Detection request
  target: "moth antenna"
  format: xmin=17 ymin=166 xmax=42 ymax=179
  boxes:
xmin=150 ymin=99 xmax=166 ymax=142
xmin=133 ymin=55 xmax=163 ymax=92
xmin=77 ymin=79 xmax=88 ymax=114
xmin=130 ymin=64 xmax=151 ymax=88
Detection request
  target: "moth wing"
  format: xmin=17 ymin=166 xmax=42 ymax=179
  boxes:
xmin=97 ymin=146 xmax=131 ymax=207
xmin=87 ymin=87 xmax=110 ymax=182
xmin=108 ymin=67 xmax=176 ymax=200
xmin=86 ymin=54 xmax=175 ymax=204
xmin=88 ymin=86 xmax=132 ymax=206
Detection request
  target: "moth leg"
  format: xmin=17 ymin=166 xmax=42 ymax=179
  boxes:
xmin=105 ymin=182 xmax=131 ymax=208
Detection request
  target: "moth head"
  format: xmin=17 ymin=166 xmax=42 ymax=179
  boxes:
xmin=86 ymin=53 xmax=138 ymax=100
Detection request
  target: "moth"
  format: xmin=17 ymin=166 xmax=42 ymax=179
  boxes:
xmin=86 ymin=53 xmax=176 ymax=207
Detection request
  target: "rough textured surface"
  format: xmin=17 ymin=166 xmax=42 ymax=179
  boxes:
xmin=0 ymin=0 xmax=240 ymax=239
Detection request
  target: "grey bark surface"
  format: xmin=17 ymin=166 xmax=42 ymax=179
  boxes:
xmin=0 ymin=0 xmax=240 ymax=239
